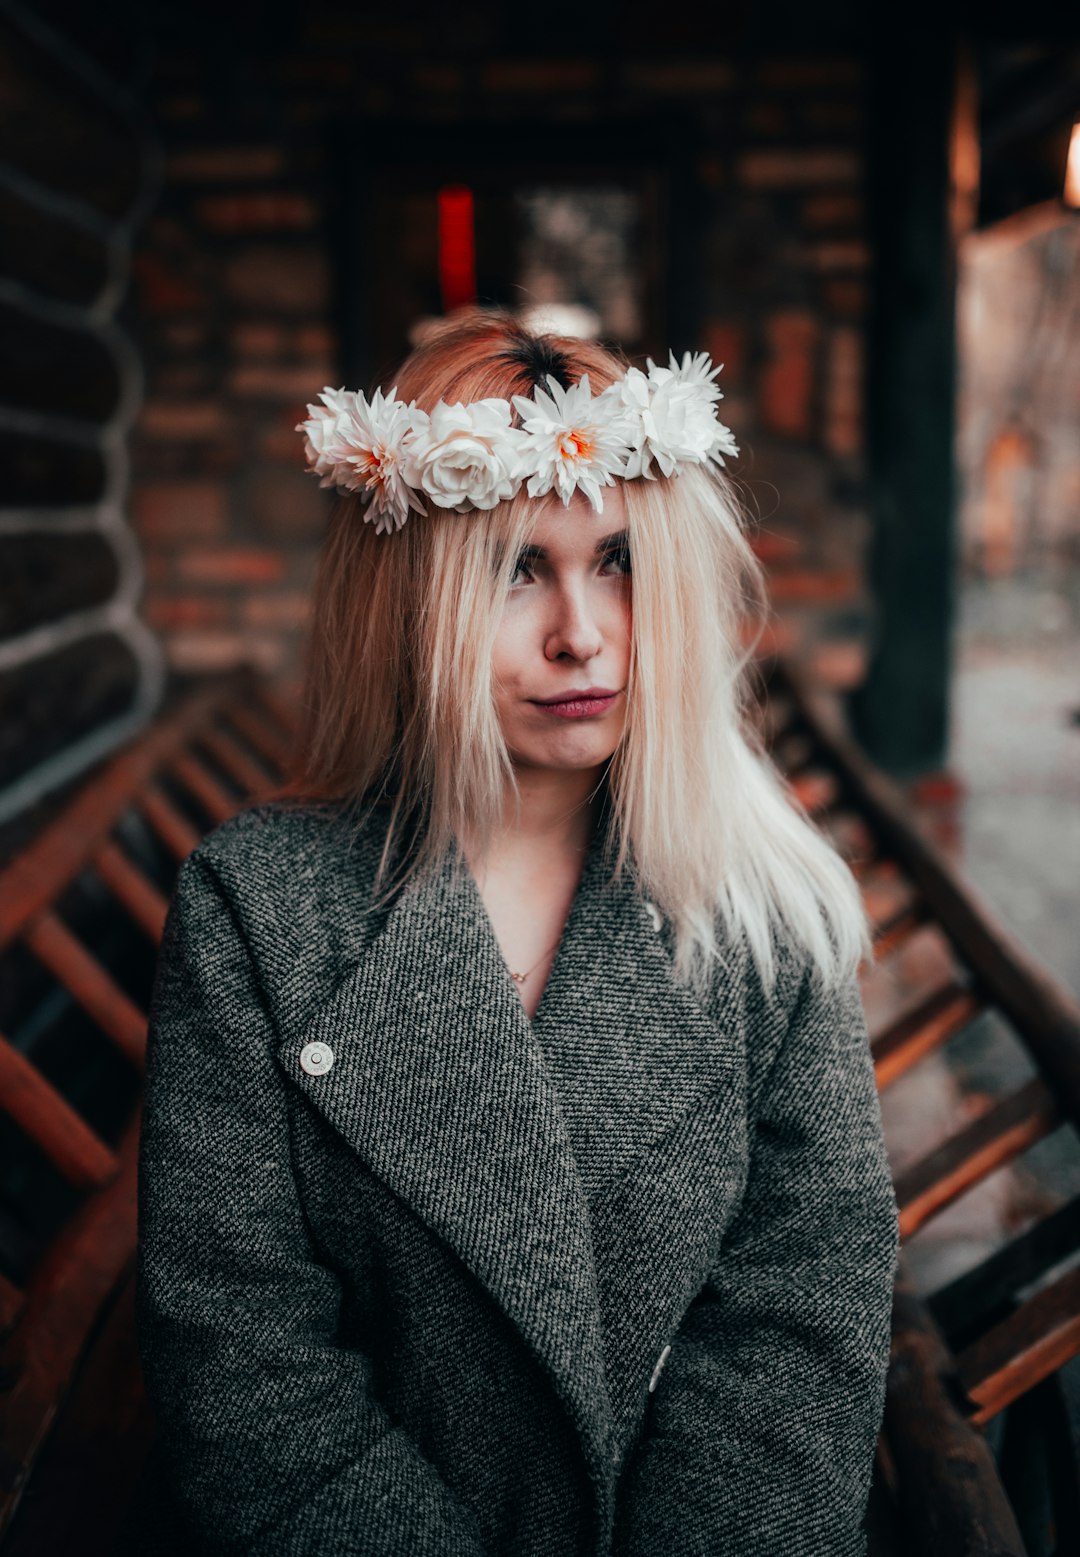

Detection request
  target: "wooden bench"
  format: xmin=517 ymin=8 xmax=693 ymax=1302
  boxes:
xmin=764 ymin=654 xmax=1080 ymax=1557
xmin=0 ymin=665 xmax=296 ymax=1555
xmin=1 ymin=657 xmax=1077 ymax=1554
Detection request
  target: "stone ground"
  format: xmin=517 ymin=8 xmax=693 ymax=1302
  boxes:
xmin=871 ymin=559 xmax=1080 ymax=1531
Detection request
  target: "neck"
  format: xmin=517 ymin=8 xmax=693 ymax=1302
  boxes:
xmin=464 ymin=766 xmax=606 ymax=867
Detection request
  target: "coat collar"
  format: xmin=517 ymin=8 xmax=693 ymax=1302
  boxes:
xmin=275 ymin=809 xmax=747 ymax=1483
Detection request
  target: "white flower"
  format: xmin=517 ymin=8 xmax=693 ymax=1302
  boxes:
xmin=403 ymin=398 xmax=527 ymax=513
xmin=511 ymin=374 xmax=635 ymax=513
xmin=617 ymin=351 xmax=739 ymax=480
xmin=296 ymin=385 xmax=426 ymax=534
xmin=296 ymin=386 xmax=359 ymax=487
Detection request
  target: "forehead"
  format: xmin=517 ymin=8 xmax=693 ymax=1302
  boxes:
xmin=521 ymin=483 xmax=628 ymax=554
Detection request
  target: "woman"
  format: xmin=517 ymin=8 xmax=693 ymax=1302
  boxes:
xmin=133 ymin=309 xmax=900 ymax=1557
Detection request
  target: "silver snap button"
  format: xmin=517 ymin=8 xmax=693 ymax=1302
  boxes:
xmin=643 ymin=900 xmax=662 ymax=932
xmin=299 ymin=1041 xmax=334 ymax=1076
xmin=648 ymin=1342 xmax=671 ymax=1393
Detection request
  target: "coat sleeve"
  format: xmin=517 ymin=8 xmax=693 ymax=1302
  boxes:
xmin=612 ymin=955 xmax=900 ymax=1557
xmin=135 ymin=851 xmax=490 ymax=1557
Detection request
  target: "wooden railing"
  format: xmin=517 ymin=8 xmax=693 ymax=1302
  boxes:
xmin=765 ymin=655 xmax=1080 ymax=1557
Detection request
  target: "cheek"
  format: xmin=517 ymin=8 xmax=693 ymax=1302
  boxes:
xmin=490 ymin=609 xmax=533 ymax=690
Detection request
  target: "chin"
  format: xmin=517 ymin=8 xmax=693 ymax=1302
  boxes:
xmin=511 ymin=734 xmax=621 ymax=772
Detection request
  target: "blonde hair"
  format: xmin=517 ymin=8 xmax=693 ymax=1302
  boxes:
xmin=275 ymin=308 xmax=872 ymax=1002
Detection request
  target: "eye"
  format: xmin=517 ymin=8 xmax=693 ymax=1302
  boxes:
xmin=601 ymin=541 xmax=632 ymax=576
xmin=508 ymin=553 xmax=534 ymax=586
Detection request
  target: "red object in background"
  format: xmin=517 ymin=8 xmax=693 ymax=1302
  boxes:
xmin=438 ymin=185 xmax=477 ymax=312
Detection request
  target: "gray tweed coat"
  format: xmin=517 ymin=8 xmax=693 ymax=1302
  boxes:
xmin=133 ymin=798 xmax=899 ymax=1557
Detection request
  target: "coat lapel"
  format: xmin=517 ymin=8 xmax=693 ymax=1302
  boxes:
xmin=275 ymin=812 xmax=748 ymax=1479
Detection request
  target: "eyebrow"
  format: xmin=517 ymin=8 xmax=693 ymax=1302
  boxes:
xmin=516 ymin=529 xmax=629 ymax=560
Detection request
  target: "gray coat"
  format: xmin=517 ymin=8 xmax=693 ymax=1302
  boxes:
xmin=133 ymin=798 xmax=900 ymax=1557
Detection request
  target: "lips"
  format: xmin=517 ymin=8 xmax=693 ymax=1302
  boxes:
xmin=533 ymin=687 xmax=620 ymax=706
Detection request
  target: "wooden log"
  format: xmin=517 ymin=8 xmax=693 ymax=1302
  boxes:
xmin=883 ymin=1274 xmax=1028 ymax=1555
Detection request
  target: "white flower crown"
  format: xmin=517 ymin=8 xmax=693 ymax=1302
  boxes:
xmin=296 ymin=350 xmax=739 ymax=535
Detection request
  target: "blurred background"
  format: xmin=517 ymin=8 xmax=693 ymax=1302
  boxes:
xmin=1 ymin=0 xmax=1079 ymax=1280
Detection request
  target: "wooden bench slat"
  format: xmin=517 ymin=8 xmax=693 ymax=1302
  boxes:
xmin=927 ymin=1194 xmax=1080 ymax=1345
xmin=0 ymin=1274 xmax=24 ymax=1343
xmin=0 ymin=668 xmax=260 ymax=953
xmin=957 ymin=1264 xmax=1080 ymax=1425
xmin=872 ymin=982 xmax=985 ymax=1090
xmin=170 ymin=749 xmax=238 ymax=826
xmin=249 ymin=678 xmax=298 ymax=739
xmin=0 ymin=1113 xmax=139 ymax=1535
xmin=895 ymin=1076 xmax=1061 ymax=1238
xmin=22 ymin=912 xmax=146 ymax=1068
xmin=136 ymin=785 xmax=201 ymax=865
xmin=870 ymin=906 xmax=929 ymax=962
xmin=0 ymin=1038 xmax=117 ymax=1190
xmin=199 ymin=724 xmax=274 ymax=796
xmin=222 ymin=702 xmax=292 ymax=773
xmin=91 ymin=840 xmax=168 ymax=947
xmin=770 ymin=656 xmax=1080 ymax=1132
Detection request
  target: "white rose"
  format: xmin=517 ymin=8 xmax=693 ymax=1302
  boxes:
xmin=404 ymin=399 xmax=526 ymax=512
xmin=648 ymin=372 xmax=726 ymax=465
xmin=297 ymin=387 xmax=360 ymax=488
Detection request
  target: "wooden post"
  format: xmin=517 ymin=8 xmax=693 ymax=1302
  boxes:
xmin=848 ymin=35 xmax=971 ymax=778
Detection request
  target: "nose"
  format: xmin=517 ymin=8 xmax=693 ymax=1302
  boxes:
xmin=544 ymin=579 xmax=603 ymax=663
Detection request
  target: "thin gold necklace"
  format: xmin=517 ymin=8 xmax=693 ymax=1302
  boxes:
xmin=510 ymin=935 xmax=562 ymax=984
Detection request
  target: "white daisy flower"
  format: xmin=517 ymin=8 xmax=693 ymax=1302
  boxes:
xmin=296 ymin=384 xmax=426 ymax=534
xmin=511 ymin=374 xmax=635 ymax=513
xmin=647 ymin=350 xmax=739 ymax=472
xmin=403 ymin=398 xmax=528 ymax=513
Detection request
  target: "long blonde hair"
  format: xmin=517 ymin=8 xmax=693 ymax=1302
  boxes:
xmin=275 ymin=308 xmax=872 ymax=1001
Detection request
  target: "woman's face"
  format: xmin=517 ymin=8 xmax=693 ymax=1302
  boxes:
xmin=491 ymin=483 xmax=632 ymax=776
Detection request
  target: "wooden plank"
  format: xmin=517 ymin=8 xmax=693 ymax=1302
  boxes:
xmin=222 ymin=702 xmax=291 ymax=774
xmin=883 ymin=1275 xmax=1027 ymax=1555
xmin=787 ymin=768 xmax=839 ymax=816
xmin=136 ymin=784 xmax=200 ymax=864
xmin=199 ymin=724 xmax=273 ymax=796
xmin=0 ymin=1113 xmax=139 ymax=1537
xmin=928 ymin=1195 xmax=1080 ymax=1346
xmin=22 ymin=912 xmax=146 ymax=1068
xmin=171 ymin=749 xmax=237 ymax=826
xmin=872 ymin=982 xmax=985 ymax=1089
xmin=771 ymin=656 xmax=1080 ymax=1130
xmin=0 ymin=1037 xmax=116 ymax=1191
xmin=957 ymin=1265 xmax=1080 ymax=1426
xmin=250 ymin=677 xmax=299 ymax=743
xmin=1 ymin=1271 xmax=155 ymax=1557
xmin=0 ymin=1272 xmax=25 ymax=1340
xmin=91 ymin=840 xmax=168 ymax=947
xmin=894 ymin=1077 xmax=1060 ymax=1238
xmin=0 ymin=666 xmax=257 ymax=952
xmin=871 ymin=907 xmax=928 ymax=962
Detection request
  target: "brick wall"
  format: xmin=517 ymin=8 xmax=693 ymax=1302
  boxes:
xmin=132 ymin=38 xmax=875 ymax=691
